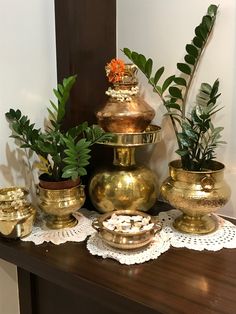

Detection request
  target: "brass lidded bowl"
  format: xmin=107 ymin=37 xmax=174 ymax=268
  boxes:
xmin=92 ymin=210 xmax=162 ymax=250
xmin=0 ymin=187 xmax=36 ymax=238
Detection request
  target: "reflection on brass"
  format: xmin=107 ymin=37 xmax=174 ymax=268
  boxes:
xmin=38 ymin=185 xmax=85 ymax=229
xmin=90 ymin=127 xmax=161 ymax=213
xmin=98 ymin=125 xmax=161 ymax=147
xmin=92 ymin=210 xmax=162 ymax=250
xmin=97 ymin=64 xmax=155 ymax=133
xmin=161 ymin=160 xmax=231 ymax=234
xmin=0 ymin=187 xmax=36 ymax=238
xmin=89 ymin=165 xmax=158 ymax=213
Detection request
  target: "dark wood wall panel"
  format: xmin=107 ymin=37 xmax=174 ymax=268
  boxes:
xmin=55 ymin=0 xmax=116 ymax=127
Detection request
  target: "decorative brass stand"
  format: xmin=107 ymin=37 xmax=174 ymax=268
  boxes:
xmin=89 ymin=125 xmax=161 ymax=213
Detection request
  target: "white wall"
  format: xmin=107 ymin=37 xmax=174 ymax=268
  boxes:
xmin=117 ymin=0 xmax=236 ymax=218
xmin=0 ymin=1 xmax=57 ymax=313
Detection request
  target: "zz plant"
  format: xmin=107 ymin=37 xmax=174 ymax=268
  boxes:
xmin=123 ymin=4 xmax=225 ymax=171
xmin=6 ymin=75 xmax=112 ymax=181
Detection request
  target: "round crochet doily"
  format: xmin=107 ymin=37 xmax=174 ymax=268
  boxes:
xmin=158 ymin=209 xmax=236 ymax=251
xmin=86 ymin=232 xmax=170 ymax=265
xmin=21 ymin=209 xmax=97 ymax=245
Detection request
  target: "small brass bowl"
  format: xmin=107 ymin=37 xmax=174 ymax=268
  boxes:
xmin=92 ymin=210 xmax=162 ymax=250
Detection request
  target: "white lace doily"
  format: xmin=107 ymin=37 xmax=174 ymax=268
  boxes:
xmin=21 ymin=209 xmax=97 ymax=245
xmin=159 ymin=209 xmax=236 ymax=251
xmin=86 ymin=232 xmax=170 ymax=265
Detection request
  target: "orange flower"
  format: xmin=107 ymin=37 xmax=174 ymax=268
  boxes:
xmin=105 ymin=59 xmax=125 ymax=83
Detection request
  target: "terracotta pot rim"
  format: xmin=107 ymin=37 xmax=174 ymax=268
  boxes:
xmin=39 ymin=174 xmax=81 ymax=190
xmin=169 ymin=159 xmax=225 ymax=174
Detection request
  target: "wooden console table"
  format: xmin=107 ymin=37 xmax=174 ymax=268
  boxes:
xmin=0 ymin=204 xmax=236 ymax=314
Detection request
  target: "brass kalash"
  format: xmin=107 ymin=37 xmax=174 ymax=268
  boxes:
xmin=89 ymin=125 xmax=161 ymax=213
xmin=89 ymin=62 xmax=161 ymax=214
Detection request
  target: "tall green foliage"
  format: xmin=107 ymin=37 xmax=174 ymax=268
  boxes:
xmin=6 ymin=75 xmax=113 ymax=181
xmin=123 ymin=4 xmax=225 ymax=170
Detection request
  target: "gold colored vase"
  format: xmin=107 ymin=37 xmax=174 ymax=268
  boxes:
xmin=96 ymin=64 xmax=155 ymax=133
xmin=161 ymin=160 xmax=231 ymax=234
xmin=38 ymin=184 xmax=85 ymax=229
xmin=89 ymin=126 xmax=161 ymax=213
xmin=0 ymin=187 xmax=36 ymax=238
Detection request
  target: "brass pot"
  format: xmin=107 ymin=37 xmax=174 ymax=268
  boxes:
xmin=0 ymin=187 xmax=36 ymax=238
xmin=38 ymin=184 xmax=85 ymax=229
xmin=97 ymin=64 xmax=155 ymax=133
xmin=89 ymin=147 xmax=158 ymax=213
xmin=92 ymin=210 xmax=162 ymax=250
xmin=161 ymin=160 xmax=231 ymax=234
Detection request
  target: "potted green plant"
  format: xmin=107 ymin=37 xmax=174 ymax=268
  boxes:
xmin=122 ymin=4 xmax=231 ymax=234
xmin=6 ymin=75 xmax=112 ymax=229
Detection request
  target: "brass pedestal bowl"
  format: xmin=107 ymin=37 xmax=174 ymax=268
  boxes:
xmin=161 ymin=160 xmax=231 ymax=234
xmin=92 ymin=210 xmax=162 ymax=250
xmin=0 ymin=187 xmax=36 ymax=238
xmin=38 ymin=185 xmax=85 ymax=229
xmin=89 ymin=125 xmax=161 ymax=213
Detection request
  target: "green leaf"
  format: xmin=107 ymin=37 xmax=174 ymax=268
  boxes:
xmin=169 ymin=86 xmax=182 ymax=99
xmin=201 ymin=83 xmax=212 ymax=94
xmin=162 ymin=75 xmax=175 ymax=93
xmin=177 ymin=133 xmax=193 ymax=147
xmin=165 ymin=102 xmax=181 ymax=110
xmin=145 ymin=58 xmax=153 ymax=78
xmin=137 ymin=54 xmax=146 ymax=71
xmin=53 ymin=89 xmax=62 ymax=102
xmin=193 ymin=36 xmax=203 ymax=49
xmin=154 ymin=67 xmax=165 ymax=84
xmin=175 ymin=148 xmax=189 ymax=157
xmin=174 ymin=77 xmax=186 ymax=86
xmin=202 ymin=15 xmax=212 ymax=31
xmin=177 ymin=63 xmax=191 ymax=75
xmin=185 ymin=44 xmax=198 ymax=58
xmin=153 ymin=85 xmax=162 ymax=94
xmin=131 ymin=51 xmax=139 ymax=64
xmin=207 ymin=4 xmax=218 ymax=17
xmin=195 ymin=25 xmax=206 ymax=41
xmin=123 ymin=48 xmax=132 ymax=59
xmin=210 ymin=79 xmax=219 ymax=98
xmin=184 ymin=54 xmax=196 ymax=66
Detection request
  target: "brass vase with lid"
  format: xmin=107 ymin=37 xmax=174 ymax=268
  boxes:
xmin=96 ymin=63 xmax=155 ymax=133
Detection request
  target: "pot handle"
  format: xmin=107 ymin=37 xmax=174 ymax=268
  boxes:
xmin=92 ymin=219 xmax=100 ymax=231
xmin=201 ymin=175 xmax=215 ymax=192
xmin=153 ymin=220 xmax=162 ymax=235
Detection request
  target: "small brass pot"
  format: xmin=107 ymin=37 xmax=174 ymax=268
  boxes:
xmin=92 ymin=210 xmax=162 ymax=250
xmin=38 ymin=184 xmax=85 ymax=229
xmin=161 ymin=160 xmax=231 ymax=234
xmin=0 ymin=187 xmax=36 ymax=238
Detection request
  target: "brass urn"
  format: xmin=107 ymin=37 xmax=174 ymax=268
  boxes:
xmin=161 ymin=160 xmax=231 ymax=234
xmin=96 ymin=63 xmax=155 ymax=133
xmin=0 ymin=187 xmax=36 ymax=238
xmin=89 ymin=125 xmax=161 ymax=213
xmin=38 ymin=184 xmax=85 ymax=229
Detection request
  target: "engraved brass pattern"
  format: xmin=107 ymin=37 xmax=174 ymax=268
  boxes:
xmin=161 ymin=160 xmax=231 ymax=234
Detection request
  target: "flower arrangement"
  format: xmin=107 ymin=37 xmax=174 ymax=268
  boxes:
xmin=123 ymin=4 xmax=224 ymax=171
xmin=105 ymin=58 xmax=125 ymax=83
xmin=105 ymin=59 xmax=139 ymax=102
xmin=6 ymin=75 xmax=112 ymax=182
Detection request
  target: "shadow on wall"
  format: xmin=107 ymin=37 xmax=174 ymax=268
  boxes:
xmin=136 ymin=116 xmax=177 ymax=198
xmin=0 ymin=143 xmax=37 ymax=203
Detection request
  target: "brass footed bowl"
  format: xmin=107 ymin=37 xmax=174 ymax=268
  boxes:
xmin=0 ymin=187 xmax=36 ymax=238
xmin=38 ymin=185 xmax=85 ymax=229
xmin=92 ymin=210 xmax=162 ymax=250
